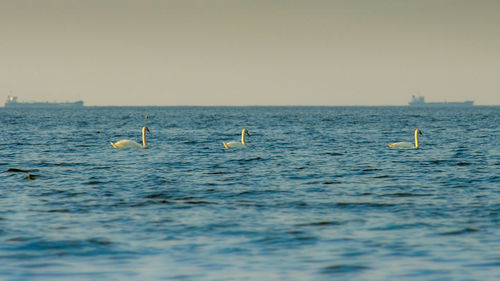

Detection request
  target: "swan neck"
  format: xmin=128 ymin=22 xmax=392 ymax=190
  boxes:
xmin=414 ymin=131 xmax=419 ymax=148
xmin=241 ymin=130 xmax=246 ymax=145
xmin=142 ymin=128 xmax=147 ymax=148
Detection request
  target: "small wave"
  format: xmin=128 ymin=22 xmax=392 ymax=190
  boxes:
xmin=174 ymin=196 xmax=196 ymax=201
xmin=323 ymin=181 xmax=341 ymax=185
xmin=438 ymin=227 xmax=479 ymax=236
xmin=232 ymin=190 xmax=283 ymax=197
xmin=172 ymin=196 xmax=219 ymax=205
xmin=362 ymin=167 xmax=380 ymax=173
xmin=428 ymin=159 xmax=450 ymax=165
xmin=336 ymin=202 xmax=396 ymax=208
xmin=326 ymin=152 xmax=343 ymax=156
xmin=17 ymin=237 xmax=113 ymax=253
xmin=242 ymin=157 xmax=263 ymax=162
xmin=379 ymin=192 xmax=431 ymax=198
xmin=320 ymin=264 xmax=370 ymax=275
xmin=465 ymin=262 xmax=500 ymax=268
xmin=86 ymin=180 xmax=105 ymax=185
xmin=47 ymin=209 xmax=71 ymax=213
xmin=145 ymin=193 xmax=169 ymax=199
xmin=7 ymin=236 xmax=30 ymax=242
xmin=74 ymin=144 xmax=92 ymax=148
xmin=91 ymin=166 xmax=113 ymax=170
xmin=296 ymin=221 xmax=343 ymax=227
xmin=205 ymin=171 xmax=226 ymax=175
xmin=137 ymin=199 xmax=172 ymax=205
xmin=185 ymin=200 xmax=218 ymax=205
xmin=227 ymin=157 xmax=264 ymax=165
xmin=38 ymin=161 xmax=84 ymax=167
xmin=6 ymin=168 xmax=30 ymax=173
xmin=373 ymin=175 xmax=390 ymax=178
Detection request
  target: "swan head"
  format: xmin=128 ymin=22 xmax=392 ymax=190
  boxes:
xmin=415 ymin=129 xmax=422 ymax=135
xmin=242 ymin=129 xmax=250 ymax=136
xmin=143 ymin=126 xmax=150 ymax=133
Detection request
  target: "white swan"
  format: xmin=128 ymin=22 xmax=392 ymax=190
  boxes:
xmin=223 ymin=129 xmax=250 ymax=149
xmin=387 ymin=129 xmax=422 ymax=149
xmin=110 ymin=126 xmax=150 ymax=149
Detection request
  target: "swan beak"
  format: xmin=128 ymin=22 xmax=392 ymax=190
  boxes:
xmin=419 ymin=130 xmax=423 ymax=135
xmin=246 ymin=131 xmax=250 ymax=136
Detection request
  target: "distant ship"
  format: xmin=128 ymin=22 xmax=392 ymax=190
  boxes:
xmin=408 ymin=95 xmax=473 ymax=107
xmin=4 ymin=96 xmax=84 ymax=108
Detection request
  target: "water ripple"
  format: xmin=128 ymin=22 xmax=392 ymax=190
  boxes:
xmin=0 ymin=106 xmax=498 ymax=280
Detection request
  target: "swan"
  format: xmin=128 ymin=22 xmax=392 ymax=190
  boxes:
xmin=387 ymin=129 xmax=422 ymax=149
xmin=110 ymin=126 xmax=150 ymax=149
xmin=223 ymin=129 xmax=250 ymax=149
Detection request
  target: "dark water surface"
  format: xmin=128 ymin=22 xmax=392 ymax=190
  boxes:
xmin=1 ymin=106 xmax=499 ymax=280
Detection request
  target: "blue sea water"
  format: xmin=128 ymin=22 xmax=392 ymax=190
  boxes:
xmin=0 ymin=106 xmax=499 ymax=280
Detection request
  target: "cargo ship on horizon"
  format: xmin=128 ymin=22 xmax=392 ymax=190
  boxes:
xmin=408 ymin=95 xmax=473 ymax=107
xmin=4 ymin=96 xmax=84 ymax=108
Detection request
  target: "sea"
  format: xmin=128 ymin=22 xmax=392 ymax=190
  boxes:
xmin=0 ymin=106 xmax=499 ymax=281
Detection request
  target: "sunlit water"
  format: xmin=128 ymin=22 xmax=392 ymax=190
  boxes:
xmin=1 ymin=106 xmax=499 ymax=280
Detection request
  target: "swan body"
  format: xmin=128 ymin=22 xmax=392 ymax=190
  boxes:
xmin=111 ymin=126 xmax=150 ymax=149
xmin=223 ymin=129 xmax=250 ymax=149
xmin=388 ymin=129 xmax=422 ymax=149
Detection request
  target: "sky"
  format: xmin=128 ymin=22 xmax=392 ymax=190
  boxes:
xmin=1 ymin=0 xmax=499 ymax=106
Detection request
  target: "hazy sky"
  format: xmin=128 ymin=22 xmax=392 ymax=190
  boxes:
xmin=1 ymin=0 xmax=499 ymax=106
